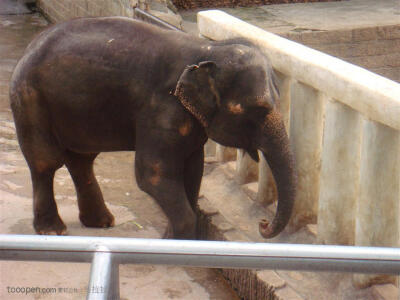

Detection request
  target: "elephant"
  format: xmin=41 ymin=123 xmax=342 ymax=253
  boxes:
xmin=9 ymin=16 xmax=296 ymax=239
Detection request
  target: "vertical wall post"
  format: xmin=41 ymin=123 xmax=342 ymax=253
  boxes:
xmin=354 ymin=121 xmax=400 ymax=287
xmin=257 ymin=155 xmax=277 ymax=205
xmin=204 ymin=140 xmax=217 ymax=157
xmin=317 ymin=100 xmax=362 ymax=245
xmin=236 ymin=150 xmax=258 ymax=184
xmin=216 ymin=145 xmax=237 ymax=162
xmin=289 ymin=81 xmax=325 ymax=229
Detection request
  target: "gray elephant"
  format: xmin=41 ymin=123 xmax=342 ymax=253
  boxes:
xmin=9 ymin=17 xmax=296 ymax=239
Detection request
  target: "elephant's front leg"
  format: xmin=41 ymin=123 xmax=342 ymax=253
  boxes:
xmin=184 ymin=147 xmax=204 ymax=211
xmin=135 ymin=149 xmax=197 ymax=240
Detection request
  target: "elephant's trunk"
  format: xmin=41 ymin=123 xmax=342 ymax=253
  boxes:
xmin=257 ymin=110 xmax=296 ymax=239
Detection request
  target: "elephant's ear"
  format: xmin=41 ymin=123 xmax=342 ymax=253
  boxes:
xmin=174 ymin=61 xmax=219 ymax=128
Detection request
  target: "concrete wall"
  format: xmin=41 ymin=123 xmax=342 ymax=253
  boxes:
xmin=198 ymin=10 xmax=400 ymax=288
xmin=284 ymin=25 xmax=400 ymax=83
xmin=36 ymin=0 xmax=182 ymax=28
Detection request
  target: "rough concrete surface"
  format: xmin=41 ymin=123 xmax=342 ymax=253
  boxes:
xmin=0 ymin=13 xmax=238 ymax=300
xmin=181 ymin=0 xmax=400 ymax=34
xmin=217 ymin=0 xmax=400 ymax=33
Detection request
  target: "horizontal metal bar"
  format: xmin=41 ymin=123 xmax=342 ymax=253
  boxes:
xmin=1 ymin=235 xmax=399 ymax=274
xmin=134 ymin=8 xmax=181 ymax=31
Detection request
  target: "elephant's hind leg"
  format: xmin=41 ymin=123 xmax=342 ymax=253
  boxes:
xmin=31 ymin=166 xmax=67 ymax=235
xmin=12 ymin=90 xmax=66 ymax=235
xmin=16 ymin=131 xmax=66 ymax=234
xmin=65 ymin=152 xmax=115 ymax=228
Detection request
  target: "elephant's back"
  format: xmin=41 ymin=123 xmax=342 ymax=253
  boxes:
xmin=11 ymin=17 xmax=201 ymax=97
xmin=18 ymin=17 xmax=173 ymax=73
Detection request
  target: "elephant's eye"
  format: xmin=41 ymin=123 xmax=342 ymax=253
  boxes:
xmin=254 ymin=89 xmax=275 ymax=110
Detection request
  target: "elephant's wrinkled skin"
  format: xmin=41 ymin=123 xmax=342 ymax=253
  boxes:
xmin=10 ymin=17 xmax=296 ymax=239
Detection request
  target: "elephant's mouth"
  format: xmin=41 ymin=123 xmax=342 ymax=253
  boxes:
xmin=245 ymin=148 xmax=259 ymax=162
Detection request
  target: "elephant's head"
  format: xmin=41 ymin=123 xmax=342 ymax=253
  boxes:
xmin=174 ymin=42 xmax=296 ymax=239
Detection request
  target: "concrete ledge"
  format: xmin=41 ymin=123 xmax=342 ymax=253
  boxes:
xmin=198 ymin=162 xmax=400 ymax=299
xmin=198 ymin=10 xmax=400 ymax=130
xmin=197 ymin=196 xmax=304 ymax=300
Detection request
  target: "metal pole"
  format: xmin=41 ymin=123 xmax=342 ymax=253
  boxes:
xmin=87 ymin=247 xmax=119 ymax=300
xmin=1 ymin=235 xmax=399 ymax=274
xmin=133 ymin=8 xmax=181 ymax=32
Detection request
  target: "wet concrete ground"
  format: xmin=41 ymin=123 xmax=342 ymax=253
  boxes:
xmin=0 ymin=13 xmax=239 ymax=300
xmin=181 ymin=0 xmax=400 ymax=34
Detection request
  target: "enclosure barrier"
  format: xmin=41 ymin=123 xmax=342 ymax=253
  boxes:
xmin=198 ymin=10 xmax=400 ymax=287
xmin=1 ymin=234 xmax=399 ymax=299
xmin=134 ymin=7 xmax=181 ymax=31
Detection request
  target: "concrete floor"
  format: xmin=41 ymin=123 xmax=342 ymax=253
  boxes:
xmin=0 ymin=12 xmax=239 ymax=300
xmin=181 ymin=0 xmax=400 ymax=34
xmin=213 ymin=0 xmax=399 ymax=33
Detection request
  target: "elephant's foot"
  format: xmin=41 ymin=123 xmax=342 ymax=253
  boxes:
xmin=79 ymin=208 xmax=115 ymax=228
xmin=163 ymin=219 xmax=197 ymax=240
xmin=34 ymin=214 xmax=67 ymax=235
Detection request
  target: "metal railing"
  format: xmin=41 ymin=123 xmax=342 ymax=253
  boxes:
xmin=134 ymin=7 xmax=182 ymax=32
xmin=1 ymin=234 xmax=399 ymax=299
